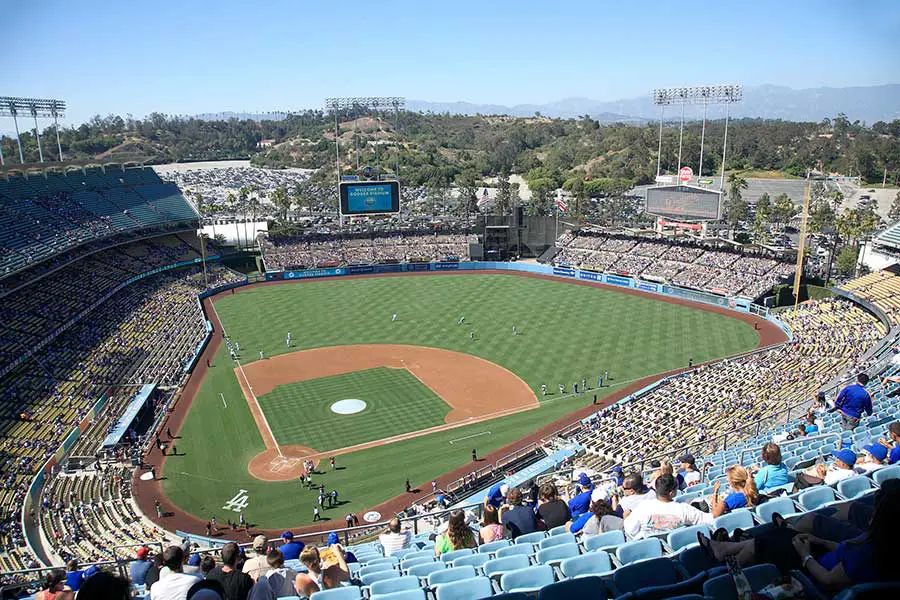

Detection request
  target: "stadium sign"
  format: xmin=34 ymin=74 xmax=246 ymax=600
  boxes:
xmin=339 ymin=180 xmax=401 ymax=215
xmin=655 ymin=175 xmax=675 ymax=184
xmin=679 ymin=166 xmax=693 ymax=182
xmin=645 ymin=185 xmax=723 ymax=221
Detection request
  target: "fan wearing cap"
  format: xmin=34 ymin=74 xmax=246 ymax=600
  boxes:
xmin=131 ymin=546 xmax=153 ymax=586
xmin=33 ymin=569 xmax=74 ymax=600
xmin=814 ymin=449 xmax=858 ymax=486
xmin=855 ymin=444 xmax=888 ymax=475
xmin=278 ymin=531 xmax=304 ymax=561
xmin=678 ymin=455 xmax=703 ymax=487
xmin=241 ymin=536 xmax=270 ymax=581
xmin=877 ymin=422 xmax=900 ymax=465
xmin=485 ymin=481 xmax=508 ymax=508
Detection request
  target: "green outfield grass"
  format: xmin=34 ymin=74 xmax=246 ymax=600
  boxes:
xmin=162 ymin=273 xmax=759 ymax=528
xmin=260 ymin=367 xmax=450 ymax=450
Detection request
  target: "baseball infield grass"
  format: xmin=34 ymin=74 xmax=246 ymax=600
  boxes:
xmin=163 ymin=273 xmax=759 ymax=528
xmin=260 ymin=367 xmax=450 ymax=449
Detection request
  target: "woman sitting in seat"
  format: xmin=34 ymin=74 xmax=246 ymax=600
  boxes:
xmin=750 ymin=442 xmax=793 ymax=492
xmin=434 ymin=509 xmax=477 ymax=557
xmin=479 ymin=504 xmax=505 ymax=544
xmin=710 ymin=465 xmax=760 ymax=517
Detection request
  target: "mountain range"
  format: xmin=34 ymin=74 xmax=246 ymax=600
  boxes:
xmin=195 ymin=84 xmax=900 ymax=125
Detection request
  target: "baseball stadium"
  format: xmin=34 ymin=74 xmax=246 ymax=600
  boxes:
xmin=2 ymin=33 xmax=900 ymax=599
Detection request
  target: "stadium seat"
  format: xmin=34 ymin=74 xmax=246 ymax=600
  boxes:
xmin=427 ymin=566 xmax=477 ymax=588
xmin=833 ymin=582 xmax=900 ymax=600
xmin=439 ymin=548 xmax=475 ymax=563
xmin=406 ymin=562 xmax=446 ymax=580
xmin=400 ymin=556 xmax=435 ymax=572
xmin=495 ymin=544 xmax=535 ymax=560
xmin=837 ymin=476 xmax=877 ymax=500
xmin=559 ymin=551 xmax=614 ymax=579
xmin=310 ymin=587 xmax=362 ymax=600
xmin=435 ymin=576 xmax=494 ymax=600
xmin=500 ymin=564 xmax=555 ymax=593
xmin=535 ymin=542 xmax=580 ymax=567
xmin=449 ymin=553 xmax=491 ymax=570
xmin=613 ymin=556 xmax=684 ymax=595
xmin=703 ymin=564 xmax=780 ymax=600
xmin=370 ymin=590 xmax=426 ymax=600
xmin=548 ymin=525 xmax=569 ymax=536
xmin=486 ymin=594 xmax=530 ymax=600
xmin=403 ymin=550 xmax=435 ymax=562
xmin=713 ymin=509 xmax=755 ymax=535
xmin=873 ymin=464 xmax=900 ymax=486
xmin=675 ymin=491 xmax=703 ymax=504
xmin=615 ymin=537 xmax=663 ymax=566
xmin=796 ymin=486 xmax=838 ymax=511
xmin=514 ymin=531 xmax=547 ymax=546
xmin=667 ymin=525 xmax=712 ymax=553
xmin=538 ymin=533 xmax=576 ymax=550
xmin=755 ymin=497 xmax=800 ymax=523
xmin=583 ymin=530 xmax=626 ymax=553
xmin=361 ymin=570 xmax=401 ymax=586
xmin=368 ymin=576 xmax=421 ymax=597
xmin=537 ymin=576 xmax=611 ymax=600
xmin=359 ymin=563 xmax=396 ymax=578
xmin=478 ymin=540 xmax=511 ymax=555
xmin=483 ymin=555 xmax=531 ymax=581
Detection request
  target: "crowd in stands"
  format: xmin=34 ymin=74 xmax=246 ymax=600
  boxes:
xmin=262 ymin=232 xmax=477 ymax=270
xmin=0 ymin=168 xmax=198 ymax=278
xmin=841 ymin=265 xmax=900 ymax=326
xmin=553 ymin=230 xmax=795 ymax=299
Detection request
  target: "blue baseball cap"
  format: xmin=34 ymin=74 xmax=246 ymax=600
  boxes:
xmin=281 ymin=531 xmax=294 ymax=540
xmin=863 ymin=443 xmax=888 ymax=462
xmin=832 ymin=449 xmax=857 ymax=467
xmin=187 ymin=553 xmax=201 ymax=566
xmin=83 ymin=565 xmax=100 ymax=580
xmin=327 ymin=532 xmax=340 ymax=545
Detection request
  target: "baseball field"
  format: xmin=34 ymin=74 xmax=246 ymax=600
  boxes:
xmin=156 ymin=272 xmax=766 ymax=531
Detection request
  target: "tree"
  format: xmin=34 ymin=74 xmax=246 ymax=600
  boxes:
xmin=727 ymin=172 xmax=749 ymax=203
xmin=809 ymin=202 xmax=836 ymax=234
xmin=271 ymin=185 xmax=292 ymax=221
xmin=724 ymin=172 xmax=750 ymax=236
xmin=752 ymin=193 xmax=772 ymax=244
xmin=227 ymin=191 xmax=239 ymax=247
xmin=563 ymin=177 xmax=587 ymax=217
xmin=889 ymin=191 xmax=900 ymax=222
xmin=771 ymin=193 xmax=797 ymax=226
xmin=494 ymin=172 xmax=512 ymax=216
xmin=454 ymin=169 xmax=480 ymax=223
xmin=526 ymin=178 xmax=555 ymax=216
xmin=836 ymin=246 xmax=858 ymax=277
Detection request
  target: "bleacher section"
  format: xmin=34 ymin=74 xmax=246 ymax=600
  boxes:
xmin=0 ymin=167 xmax=198 ymax=278
xmin=841 ymin=265 xmax=900 ymax=326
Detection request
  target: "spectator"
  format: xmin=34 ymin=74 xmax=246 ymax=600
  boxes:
xmin=186 ymin=580 xmax=226 ymax=600
xmin=569 ymin=498 xmax=624 ymax=537
xmin=618 ymin=473 xmax=655 ymax=516
xmin=130 ymin=546 xmax=153 ymax=586
xmin=242 ymin=536 xmax=270 ymax=581
xmin=536 ymin=482 xmax=571 ymax=530
xmin=33 ymin=569 xmax=74 ymax=600
xmin=184 ymin=553 xmax=203 ymax=575
xmin=206 ymin=542 xmax=253 ymax=600
xmin=856 ymin=444 xmax=888 ymax=475
xmin=752 ymin=443 xmax=793 ymax=492
xmin=150 ymin=545 xmax=201 ymax=600
xmin=566 ymin=474 xmax=594 ymax=520
xmin=679 ymin=454 xmax=703 ymax=487
xmin=378 ymin=518 xmax=411 ymax=556
xmin=434 ymin=509 xmax=478 ymax=556
xmin=200 ymin=556 xmax=216 ymax=577
xmin=65 ymin=559 xmax=85 ymax=592
xmin=877 ymin=422 xmax=900 ymax=464
xmin=500 ymin=488 xmax=539 ymax=540
xmin=144 ymin=553 xmax=164 ymax=589
xmin=76 ymin=571 xmax=131 ymax=600
xmin=249 ymin=549 xmax=298 ymax=598
xmin=710 ymin=466 xmax=760 ymax=517
xmin=804 ymin=412 xmax=820 ymax=435
xmin=479 ymin=504 xmax=505 ymax=544
xmin=485 ymin=482 xmax=508 ymax=508
xmin=624 ymin=474 xmax=713 ymax=540
xmin=799 ymin=449 xmax=858 ymax=487
xmin=835 ymin=374 xmax=874 ymax=430
xmin=278 ymin=531 xmax=304 ymax=561
xmin=295 ymin=545 xmax=350 ymax=596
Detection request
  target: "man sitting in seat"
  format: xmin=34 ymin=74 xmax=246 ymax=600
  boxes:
xmin=615 ymin=472 xmax=655 ymax=518
xmin=378 ymin=518 xmax=411 ymax=557
xmin=678 ymin=454 xmax=703 ymax=487
xmin=876 ymin=421 xmax=900 ymax=465
xmin=623 ymin=474 xmax=713 ymax=540
xmin=798 ymin=449 xmax=858 ymax=488
xmin=855 ymin=444 xmax=888 ymax=475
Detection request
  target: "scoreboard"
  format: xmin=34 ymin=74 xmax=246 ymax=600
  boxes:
xmin=645 ymin=185 xmax=723 ymax=221
xmin=339 ymin=181 xmax=401 ymax=215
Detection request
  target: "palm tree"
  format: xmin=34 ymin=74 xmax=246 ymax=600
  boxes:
xmin=237 ymin=187 xmax=250 ymax=248
xmin=226 ymin=191 xmax=238 ymax=247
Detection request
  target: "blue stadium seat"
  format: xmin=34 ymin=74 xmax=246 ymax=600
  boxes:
xmin=837 ymin=476 xmax=877 ymax=500
xmin=400 ymin=556 xmax=435 ymax=572
xmin=873 ymin=464 xmax=900 ymax=485
xmin=583 ymin=530 xmax=626 ymax=553
xmin=703 ymin=564 xmax=780 ymax=600
xmin=500 ymin=565 xmax=555 ymax=593
xmin=403 ymin=550 xmax=435 ymax=562
xmin=675 ymin=491 xmax=703 ymax=504
xmin=406 ymin=562 xmax=446 ymax=580
xmin=538 ymin=533 xmax=576 ymax=550
xmin=359 ymin=563 xmax=396 ymax=578
xmin=535 ymin=542 xmax=580 ymax=567
xmin=755 ymin=497 xmax=800 ymax=523
xmin=361 ymin=570 xmax=401 ymax=586
xmin=310 ymin=586 xmax=362 ymax=600
xmin=484 ymin=555 xmax=531 ymax=581
xmin=537 ymin=576 xmax=611 ymax=600
xmin=370 ymin=590 xmax=426 ymax=600
xmin=713 ymin=509 xmax=755 ymax=534
xmin=449 ymin=553 xmax=491 ymax=570
xmin=615 ymin=537 xmax=663 ymax=566
xmin=428 ymin=566 xmax=477 ymax=588
xmin=548 ymin=525 xmax=569 ymax=536
xmin=796 ymin=486 xmax=838 ymax=511
xmin=667 ymin=525 xmax=712 ymax=553
xmin=478 ymin=539 xmax=511 ymax=555
xmin=514 ymin=531 xmax=547 ymax=546
xmin=486 ymin=594 xmax=530 ymax=600
xmin=368 ymin=576 xmax=422 ymax=597
xmin=495 ymin=544 xmax=535 ymax=560
xmin=613 ymin=556 xmax=684 ymax=595
xmin=435 ymin=576 xmax=494 ymax=600
xmin=559 ymin=551 xmax=614 ymax=579
xmin=439 ymin=548 xmax=475 ymax=563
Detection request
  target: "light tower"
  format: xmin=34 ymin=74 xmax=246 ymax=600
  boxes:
xmin=0 ymin=96 xmax=67 ymax=165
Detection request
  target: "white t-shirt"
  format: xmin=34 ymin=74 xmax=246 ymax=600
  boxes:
xmin=682 ymin=470 xmax=702 ymax=486
xmin=150 ymin=571 xmax=202 ymax=600
xmin=379 ymin=531 xmax=412 ymax=556
xmin=823 ymin=467 xmax=856 ymax=486
xmin=619 ymin=490 xmax=655 ymax=513
xmin=624 ymin=498 xmax=714 ymax=540
xmin=854 ymin=463 xmax=884 ymax=475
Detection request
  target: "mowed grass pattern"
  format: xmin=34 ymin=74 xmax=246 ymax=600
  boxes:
xmin=260 ymin=367 xmax=450 ymax=450
xmin=164 ymin=274 xmax=760 ymax=527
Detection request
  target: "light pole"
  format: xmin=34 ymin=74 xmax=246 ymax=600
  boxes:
xmin=0 ymin=96 xmax=67 ymax=164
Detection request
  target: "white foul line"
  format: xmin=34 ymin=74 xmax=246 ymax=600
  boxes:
xmin=449 ymin=430 xmax=492 ymax=444
xmin=220 ymin=393 xmax=227 ymax=408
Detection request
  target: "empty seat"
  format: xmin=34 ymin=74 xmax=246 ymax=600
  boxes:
xmin=477 ymin=539 xmax=511 ymax=554
xmin=439 ymin=548 xmax=475 ymax=563
xmin=406 ymin=562 xmax=446 ymax=580
xmin=559 ymin=551 xmax=613 ymax=579
xmin=366 ymin=557 xmax=400 ymax=568
xmin=400 ymin=556 xmax=435 ymax=572
xmin=667 ymin=525 xmax=712 ymax=553
xmin=615 ymin=537 xmax=663 ymax=566
xmin=678 ymin=545 xmax=721 ymax=577
xmin=583 ymin=530 xmax=626 ymax=553
xmin=449 ymin=553 xmax=491 ymax=570
xmin=713 ymin=509 xmax=755 ymax=535
xmin=873 ymin=464 xmax=900 ymax=486
xmin=361 ymin=570 xmax=401 ymax=586
xmin=548 ymin=525 xmax=569 ymax=536
xmin=359 ymin=563 xmax=396 ymax=578
xmin=370 ymin=589 xmax=426 ymax=600
xmin=837 ymin=476 xmax=877 ymax=500
xmin=495 ymin=544 xmax=534 ymax=560
xmin=796 ymin=487 xmax=838 ymax=511
xmin=428 ymin=566 xmax=477 ymax=588
xmin=310 ymin=586 xmax=363 ymax=599
xmin=514 ymin=531 xmax=547 ymax=546
xmin=434 ymin=576 xmax=493 ymax=600
xmin=539 ymin=533 xmax=577 ymax=550
xmin=500 ymin=564 xmax=555 ymax=593
xmin=537 ymin=576 xmax=611 ymax=600
xmin=535 ymin=542 xmax=580 ymax=567
xmin=755 ymin=496 xmax=800 ymax=523
xmin=368 ymin=576 xmax=422 ymax=597
xmin=484 ymin=555 xmax=531 ymax=581
xmin=403 ymin=550 xmax=435 ymax=562
xmin=613 ymin=556 xmax=684 ymax=595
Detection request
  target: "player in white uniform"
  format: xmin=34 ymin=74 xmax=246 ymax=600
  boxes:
xmin=392 ymin=313 xmax=398 ymax=322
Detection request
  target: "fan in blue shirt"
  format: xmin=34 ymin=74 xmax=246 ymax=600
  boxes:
xmin=835 ymin=375 xmax=873 ymax=420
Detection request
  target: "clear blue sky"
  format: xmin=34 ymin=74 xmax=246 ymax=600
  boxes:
xmin=3 ymin=0 xmax=899 ymax=127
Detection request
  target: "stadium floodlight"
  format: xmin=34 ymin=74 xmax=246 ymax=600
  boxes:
xmin=0 ymin=96 xmax=67 ymax=165
xmin=650 ymin=85 xmax=742 ymax=190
